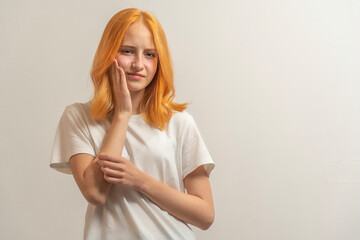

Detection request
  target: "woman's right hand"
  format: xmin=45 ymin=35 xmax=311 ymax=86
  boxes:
xmin=110 ymin=59 xmax=132 ymax=117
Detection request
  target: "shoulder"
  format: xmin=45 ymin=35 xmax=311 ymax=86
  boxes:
xmin=168 ymin=110 xmax=200 ymax=135
xmin=64 ymin=101 xmax=90 ymax=115
xmin=60 ymin=101 xmax=92 ymax=125
xmin=171 ymin=110 xmax=196 ymax=126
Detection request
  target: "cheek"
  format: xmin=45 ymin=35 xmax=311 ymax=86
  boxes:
xmin=147 ymin=61 xmax=158 ymax=77
xmin=116 ymin=55 xmax=131 ymax=68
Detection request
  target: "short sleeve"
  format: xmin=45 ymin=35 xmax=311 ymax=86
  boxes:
xmin=50 ymin=105 xmax=95 ymax=174
xmin=181 ymin=113 xmax=215 ymax=179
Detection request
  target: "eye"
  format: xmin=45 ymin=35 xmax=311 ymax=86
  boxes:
xmin=120 ymin=49 xmax=134 ymax=55
xmin=145 ymin=52 xmax=157 ymax=58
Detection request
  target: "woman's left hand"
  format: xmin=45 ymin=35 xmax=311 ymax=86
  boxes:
xmin=97 ymin=153 xmax=146 ymax=190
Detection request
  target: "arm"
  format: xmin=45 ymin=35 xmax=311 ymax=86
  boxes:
xmin=98 ymin=153 xmax=215 ymax=229
xmin=69 ymin=114 xmax=130 ymax=205
xmin=140 ymin=165 xmax=215 ymax=230
xmin=69 ymin=60 xmax=132 ymax=205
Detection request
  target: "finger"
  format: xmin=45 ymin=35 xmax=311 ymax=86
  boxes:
xmin=112 ymin=60 xmax=120 ymax=85
xmin=101 ymin=166 xmax=123 ymax=178
xmin=114 ymin=58 xmax=120 ymax=68
xmin=104 ymin=175 xmax=123 ymax=184
xmin=98 ymin=159 xmax=123 ymax=170
xmin=113 ymin=59 xmax=127 ymax=89
xmin=118 ymin=66 xmax=128 ymax=91
xmin=98 ymin=153 xmax=125 ymax=163
xmin=109 ymin=62 xmax=117 ymax=94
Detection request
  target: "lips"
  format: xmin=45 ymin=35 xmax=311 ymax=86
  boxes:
xmin=127 ymin=72 xmax=145 ymax=77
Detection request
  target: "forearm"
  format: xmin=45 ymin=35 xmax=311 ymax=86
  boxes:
xmin=138 ymin=174 xmax=214 ymax=230
xmin=82 ymin=158 xmax=112 ymax=205
xmin=83 ymin=114 xmax=130 ymax=204
xmin=100 ymin=113 xmax=130 ymax=155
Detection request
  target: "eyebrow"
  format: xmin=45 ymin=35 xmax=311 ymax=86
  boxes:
xmin=120 ymin=45 xmax=157 ymax=52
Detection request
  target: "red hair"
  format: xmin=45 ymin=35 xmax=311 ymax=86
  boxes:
xmin=90 ymin=8 xmax=187 ymax=130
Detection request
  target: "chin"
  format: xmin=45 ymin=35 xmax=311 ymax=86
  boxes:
xmin=127 ymin=82 xmax=151 ymax=93
xmin=128 ymin=87 xmax=146 ymax=93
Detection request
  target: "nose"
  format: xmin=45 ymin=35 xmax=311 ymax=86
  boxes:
xmin=131 ymin=54 xmax=144 ymax=71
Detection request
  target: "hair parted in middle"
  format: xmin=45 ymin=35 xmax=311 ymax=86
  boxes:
xmin=89 ymin=8 xmax=187 ymax=131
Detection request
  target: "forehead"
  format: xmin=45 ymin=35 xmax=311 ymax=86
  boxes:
xmin=121 ymin=21 xmax=155 ymax=49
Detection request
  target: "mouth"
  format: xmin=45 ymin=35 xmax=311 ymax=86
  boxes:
xmin=127 ymin=72 xmax=145 ymax=78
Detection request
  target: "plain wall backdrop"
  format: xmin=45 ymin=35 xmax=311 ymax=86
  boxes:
xmin=1 ymin=0 xmax=360 ymax=239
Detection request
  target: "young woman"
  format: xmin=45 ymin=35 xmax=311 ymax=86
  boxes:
xmin=50 ymin=8 xmax=215 ymax=240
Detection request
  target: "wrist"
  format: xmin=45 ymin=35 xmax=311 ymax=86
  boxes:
xmin=136 ymin=172 xmax=153 ymax=193
xmin=112 ymin=112 xmax=131 ymax=122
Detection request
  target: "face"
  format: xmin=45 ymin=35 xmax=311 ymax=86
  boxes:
xmin=115 ymin=21 xmax=158 ymax=94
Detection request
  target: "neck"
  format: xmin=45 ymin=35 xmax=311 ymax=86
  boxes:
xmin=130 ymin=90 xmax=145 ymax=115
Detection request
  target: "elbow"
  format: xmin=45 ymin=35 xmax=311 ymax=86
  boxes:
xmin=201 ymin=218 xmax=214 ymax=231
xmin=87 ymin=196 xmax=106 ymax=206
xmin=84 ymin=190 xmax=107 ymax=206
xmin=199 ymin=212 xmax=215 ymax=230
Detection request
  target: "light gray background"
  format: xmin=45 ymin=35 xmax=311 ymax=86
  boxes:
xmin=1 ymin=0 xmax=360 ymax=239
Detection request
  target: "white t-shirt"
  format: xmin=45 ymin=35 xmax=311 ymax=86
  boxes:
xmin=50 ymin=102 xmax=215 ymax=240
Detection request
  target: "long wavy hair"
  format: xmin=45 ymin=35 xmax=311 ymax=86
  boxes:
xmin=90 ymin=8 xmax=187 ymax=130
